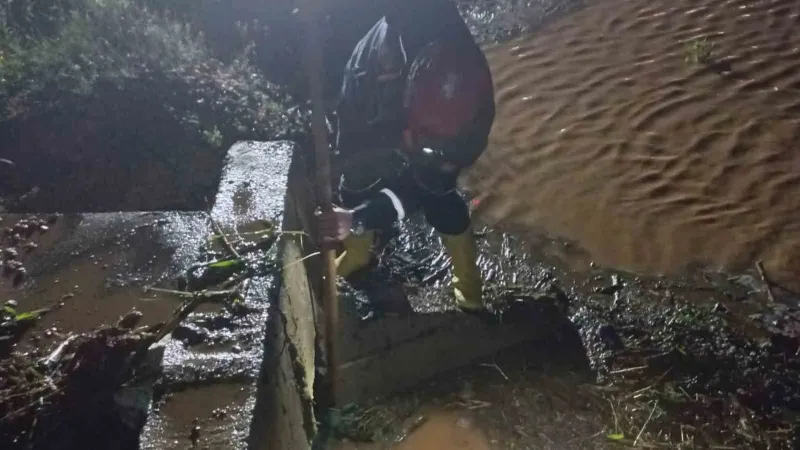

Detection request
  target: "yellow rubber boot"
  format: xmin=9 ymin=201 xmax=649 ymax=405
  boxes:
xmin=440 ymin=228 xmax=483 ymax=311
xmin=335 ymin=231 xmax=376 ymax=279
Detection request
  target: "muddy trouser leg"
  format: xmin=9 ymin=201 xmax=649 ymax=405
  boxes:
xmin=412 ymin=168 xmax=483 ymax=310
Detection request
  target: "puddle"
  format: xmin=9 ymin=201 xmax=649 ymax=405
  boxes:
xmin=140 ymin=383 xmax=256 ymax=450
xmin=336 ymin=411 xmax=491 ymax=450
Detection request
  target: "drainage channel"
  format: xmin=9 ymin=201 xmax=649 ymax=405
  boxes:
xmin=1 ymin=141 xmax=306 ymax=449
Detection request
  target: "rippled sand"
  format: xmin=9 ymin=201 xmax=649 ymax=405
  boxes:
xmin=466 ymin=0 xmax=800 ymax=286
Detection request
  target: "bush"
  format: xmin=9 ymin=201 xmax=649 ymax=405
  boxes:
xmin=0 ymin=0 xmax=299 ymax=137
xmin=0 ymin=0 xmax=305 ymax=212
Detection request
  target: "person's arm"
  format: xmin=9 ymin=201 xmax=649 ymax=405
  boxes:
xmin=317 ymin=188 xmax=407 ymax=243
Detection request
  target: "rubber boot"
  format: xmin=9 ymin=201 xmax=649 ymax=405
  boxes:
xmin=440 ymin=228 xmax=483 ymax=311
xmin=335 ymin=231 xmax=376 ymax=279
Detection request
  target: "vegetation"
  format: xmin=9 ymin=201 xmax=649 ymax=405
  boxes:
xmin=685 ymin=37 xmax=714 ymax=65
xmin=0 ymin=0 xmax=299 ymax=129
xmin=0 ymin=0 xmax=306 ymax=211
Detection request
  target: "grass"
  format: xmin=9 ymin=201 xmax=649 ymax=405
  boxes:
xmin=685 ymin=37 xmax=714 ymax=65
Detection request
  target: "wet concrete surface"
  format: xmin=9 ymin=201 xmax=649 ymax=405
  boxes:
xmin=140 ymin=141 xmax=293 ymax=450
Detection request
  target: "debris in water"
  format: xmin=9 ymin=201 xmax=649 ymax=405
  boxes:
xmin=12 ymin=267 xmax=27 ymax=286
xmin=597 ymin=324 xmax=624 ymax=350
xmin=190 ymin=418 xmax=201 ymax=448
xmin=117 ymin=309 xmax=143 ymax=329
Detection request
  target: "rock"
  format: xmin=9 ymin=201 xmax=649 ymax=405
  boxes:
xmin=13 ymin=267 xmax=27 ymax=286
xmin=190 ymin=419 xmax=201 ymax=447
xmin=597 ymin=324 xmax=624 ymax=350
xmin=2 ymin=247 xmax=18 ymax=260
xmin=3 ymin=259 xmax=22 ymax=275
xmin=172 ymin=325 xmax=208 ymax=346
xmin=117 ymin=309 xmax=144 ymax=329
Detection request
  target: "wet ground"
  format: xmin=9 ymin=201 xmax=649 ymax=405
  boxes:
xmin=0 ymin=142 xmax=293 ymax=450
xmin=330 ymin=211 xmax=800 ymax=449
xmin=4 ymin=0 xmax=800 ymax=448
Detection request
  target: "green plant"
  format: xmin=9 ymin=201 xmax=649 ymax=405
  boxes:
xmin=684 ymin=37 xmax=714 ymax=65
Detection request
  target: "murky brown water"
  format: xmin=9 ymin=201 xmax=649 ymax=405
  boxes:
xmin=465 ymin=0 xmax=800 ymax=288
xmin=335 ymin=410 xmax=491 ymax=450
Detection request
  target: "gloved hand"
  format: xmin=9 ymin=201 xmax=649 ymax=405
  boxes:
xmin=316 ymin=206 xmax=354 ymax=245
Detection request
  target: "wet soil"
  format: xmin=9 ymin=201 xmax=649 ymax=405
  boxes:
xmin=328 ymin=205 xmax=800 ymax=449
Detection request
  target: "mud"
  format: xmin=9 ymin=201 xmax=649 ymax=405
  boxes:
xmin=329 ymin=235 xmax=800 ymax=448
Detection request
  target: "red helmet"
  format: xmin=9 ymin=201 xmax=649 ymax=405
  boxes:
xmin=404 ymin=41 xmax=493 ymax=140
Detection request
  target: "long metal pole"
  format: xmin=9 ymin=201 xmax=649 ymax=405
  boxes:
xmin=301 ymin=0 xmax=340 ymax=406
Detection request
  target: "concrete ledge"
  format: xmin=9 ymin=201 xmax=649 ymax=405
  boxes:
xmin=336 ymin=313 xmax=551 ymax=403
xmin=280 ymin=147 xmax=568 ymax=408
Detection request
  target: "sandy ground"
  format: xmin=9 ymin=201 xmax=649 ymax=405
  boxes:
xmin=466 ymin=0 xmax=800 ymax=290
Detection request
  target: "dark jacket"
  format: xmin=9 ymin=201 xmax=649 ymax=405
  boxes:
xmin=335 ymin=0 xmax=494 ymax=171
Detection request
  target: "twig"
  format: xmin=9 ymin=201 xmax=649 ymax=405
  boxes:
xmin=755 ymin=261 xmax=777 ymax=303
xmin=608 ymin=399 xmax=621 ymax=437
xmin=282 ymin=251 xmax=321 ymax=271
xmin=634 ymin=401 xmax=658 ymax=446
xmin=610 ymin=365 xmax=648 ymax=375
xmin=204 ymin=198 xmax=240 ymax=259
xmin=207 ymin=213 xmax=241 ymax=259
xmin=144 ymin=286 xmax=237 ymax=300
xmin=621 ymin=369 xmax=672 ymax=401
xmin=479 ymin=363 xmax=509 ymax=380
xmin=125 ymin=286 xmax=240 ymax=376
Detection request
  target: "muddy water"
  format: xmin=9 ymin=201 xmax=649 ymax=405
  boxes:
xmin=336 ymin=410 xmax=491 ymax=450
xmin=466 ymin=0 xmax=800 ymax=288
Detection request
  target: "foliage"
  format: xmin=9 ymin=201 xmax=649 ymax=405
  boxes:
xmin=0 ymin=0 xmax=302 ymax=142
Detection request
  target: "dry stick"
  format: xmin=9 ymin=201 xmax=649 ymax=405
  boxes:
xmin=302 ymin=0 xmax=340 ymax=406
xmin=755 ymin=260 xmax=777 ymax=303
xmin=125 ymin=286 xmax=240 ymax=374
xmin=634 ymin=400 xmax=658 ymax=446
xmin=204 ymin=196 xmax=241 ymax=259
xmin=144 ymin=286 xmax=237 ymax=299
xmin=208 ymin=213 xmax=241 ymax=259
